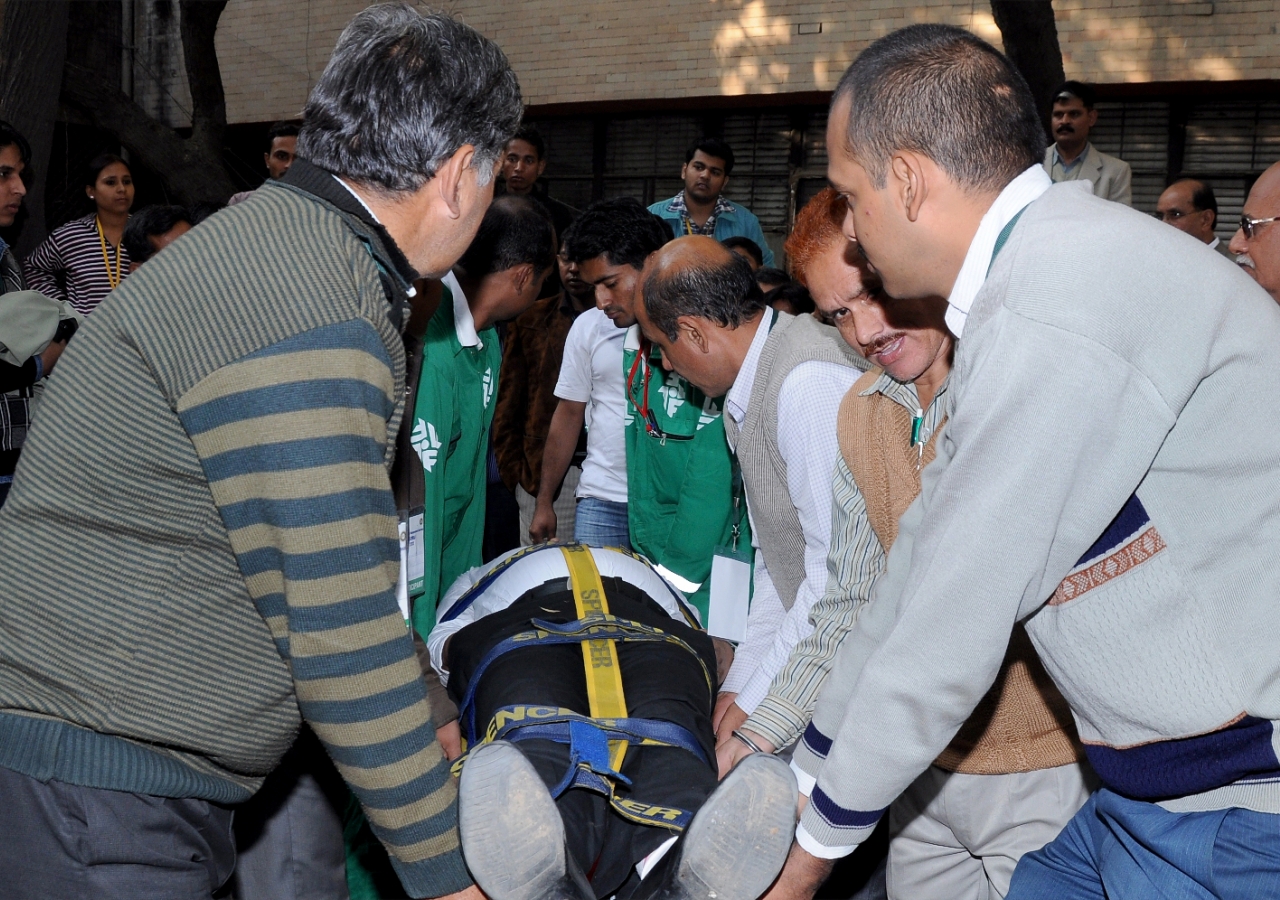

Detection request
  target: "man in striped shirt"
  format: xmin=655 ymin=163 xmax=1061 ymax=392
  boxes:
xmin=0 ymin=6 xmax=520 ymax=899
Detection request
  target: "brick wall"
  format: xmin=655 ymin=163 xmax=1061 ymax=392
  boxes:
xmin=213 ymin=0 xmax=1280 ymax=124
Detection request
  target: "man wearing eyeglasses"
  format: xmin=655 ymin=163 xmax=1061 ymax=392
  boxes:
xmin=1156 ymin=178 xmax=1233 ymax=259
xmin=1229 ymin=161 xmax=1280 ymax=304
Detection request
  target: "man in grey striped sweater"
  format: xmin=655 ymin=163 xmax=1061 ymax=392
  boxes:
xmin=0 ymin=6 xmax=519 ymax=899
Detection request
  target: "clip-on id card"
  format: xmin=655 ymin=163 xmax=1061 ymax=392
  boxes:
xmin=707 ymin=543 xmax=752 ymax=642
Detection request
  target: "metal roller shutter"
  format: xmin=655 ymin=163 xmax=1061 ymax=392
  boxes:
xmin=1183 ymin=100 xmax=1280 ymax=241
xmin=1090 ymin=102 xmax=1169 ymax=214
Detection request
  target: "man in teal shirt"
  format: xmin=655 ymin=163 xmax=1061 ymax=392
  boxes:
xmin=408 ymin=195 xmax=556 ymax=638
xmin=560 ymin=198 xmax=746 ymax=624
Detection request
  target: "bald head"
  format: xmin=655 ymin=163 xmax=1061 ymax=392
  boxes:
xmin=1229 ymin=161 xmax=1280 ymax=304
xmin=639 ymin=235 xmax=763 ymax=341
xmin=1157 ymin=179 xmax=1218 ymax=244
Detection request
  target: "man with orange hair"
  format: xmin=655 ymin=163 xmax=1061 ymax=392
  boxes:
xmin=721 ymin=189 xmax=1091 ymax=900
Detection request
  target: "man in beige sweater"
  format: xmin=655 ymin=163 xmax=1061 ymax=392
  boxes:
xmin=721 ymin=189 xmax=1093 ymax=900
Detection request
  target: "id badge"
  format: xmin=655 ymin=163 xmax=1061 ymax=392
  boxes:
xmin=406 ymin=509 xmax=425 ymax=595
xmin=396 ymin=519 xmax=411 ymax=627
xmin=707 ymin=543 xmax=752 ymax=642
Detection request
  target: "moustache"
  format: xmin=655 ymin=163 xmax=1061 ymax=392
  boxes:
xmin=1056 ymin=125 xmax=1075 ymax=134
xmin=1236 ymin=254 xmax=1255 ymax=270
xmin=863 ymin=333 xmax=905 ymax=358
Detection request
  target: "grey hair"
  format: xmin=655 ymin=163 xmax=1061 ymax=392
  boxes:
xmin=642 ymin=251 xmax=765 ymax=341
xmin=298 ymin=3 xmax=522 ymax=194
xmin=832 ymin=24 xmax=1046 ymax=193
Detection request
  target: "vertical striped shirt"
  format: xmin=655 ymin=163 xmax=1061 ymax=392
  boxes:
xmin=23 ymin=213 xmax=130 ymax=315
xmin=744 ymin=371 xmax=949 ymax=749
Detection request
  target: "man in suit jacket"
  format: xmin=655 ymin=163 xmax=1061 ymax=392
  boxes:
xmin=1042 ymin=80 xmax=1132 ymax=206
xmin=1157 ymin=177 xmax=1234 ymax=258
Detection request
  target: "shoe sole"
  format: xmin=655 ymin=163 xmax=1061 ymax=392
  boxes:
xmin=459 ymin=741 xmax=578 ymax=900
xmin=671 ymin=753 xmax=799 ymax=900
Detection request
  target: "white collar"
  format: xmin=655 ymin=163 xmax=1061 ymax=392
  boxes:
xmin=945 ymin=165 xmax=1052 ymax=338
xmin=1208 ymin=237 xmax=1221 ymax=250
xmin=725 ymin=307 xmax=776 ymax=427
xmin=624 ymin=323 xmax=643 ymax=352
xmin=333 ymin=176 xmax=381 ymax=224
xmin=442 ymin=270 xmax=481 ymax=348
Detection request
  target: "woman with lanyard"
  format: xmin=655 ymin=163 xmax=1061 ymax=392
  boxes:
xmin=24 ymin=153 xmax=134 ymax=315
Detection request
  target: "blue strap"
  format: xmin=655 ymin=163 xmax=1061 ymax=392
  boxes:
xmin=489 ymin=706 xmax=711 ymax=768
xmin=458 ymin=616 xmax=711 ymax=743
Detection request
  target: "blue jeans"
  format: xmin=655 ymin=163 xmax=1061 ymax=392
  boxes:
xmin=574 ymin=497 xmax=629 ymax=549
xmin=1008 ymin=788 xmax=1280 ymax=899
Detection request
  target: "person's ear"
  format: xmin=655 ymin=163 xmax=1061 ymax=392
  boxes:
xmin=680 ymin=162 xmax=689 ymax=182
xmin=263 ymin=152 xmax=271 ymax=168
xmin=535 ymin=158 xmax=548 ymax=179
xmin=509 ymin=262 xmax=534 ymax=296
xmin=1086 ymin=109 xmax=1098 ymax=129
xmin=891 ymin=152 xmax=927 ymax=224
xmin=721 ymin=174 xmax=730 ymax=192
xmin=85 ymin=184 xmax=94 ymax=201
xmin=678 ymin=317 xmax=710 ymax=354
xmin=434 ymin=144 xmax=477 ymax=220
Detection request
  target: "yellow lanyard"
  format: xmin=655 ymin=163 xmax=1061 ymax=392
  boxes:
xmin=96 ymin=216 xmax=122 ymax=290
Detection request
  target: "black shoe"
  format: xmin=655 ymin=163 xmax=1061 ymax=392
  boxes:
xmin=631 ymin=753 xmax=798 ymax=900
xmin=458 ymin=740 xmax=595 ymax=900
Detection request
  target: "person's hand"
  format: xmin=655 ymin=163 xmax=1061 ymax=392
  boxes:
xmin=529 ymin=502 xmax=558 ymax=544
xmin=435 ymin=885 xmax=486 ymax=900
xmin=758 ymin=843 xmax=835 ymax=900
xmin=38 ymin=339 xmax=67 ymax=376
xmin=715 ymin=727 xmax=775 ymax=779
xmin=712 ymin=691 xmax=738 ymax=732
xmin=436 ymin=720 xmax=462 ymax=762
xmin=714 ymin=700 xmax=749 ymax=747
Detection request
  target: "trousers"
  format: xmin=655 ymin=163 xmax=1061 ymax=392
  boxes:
xmin=0 ymin=763 xmax=235 ymax=900
xmin=1008 ymin=787 xmax=1280 ymax=899
xmin=573 ymin=496 xmax=630 ymax=549
xmin=888 ymin=763 xmax=1093 ymax=900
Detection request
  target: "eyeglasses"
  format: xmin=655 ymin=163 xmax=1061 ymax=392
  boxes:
xmin=1240 ymin=214 xmax=1280 ymax=239
xmin=1155 ymin=209 xmax=1191 ymax=222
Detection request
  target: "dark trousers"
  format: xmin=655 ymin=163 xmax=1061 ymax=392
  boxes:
xmin=230 ymin=727 xmax=349 ymax=900
xmin=449 ymin=580 xmax=720 ymax=898
xmin=0 ymin=763 xmax=236 ymax=899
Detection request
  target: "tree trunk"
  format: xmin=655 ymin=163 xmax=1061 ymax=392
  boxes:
xmin=990 ymin=0 xmax=1064 ymax=142
xmin=180 ymin=0 xmax=228 ymax=154
xmin=59 ymin=0 xmax=237 ymax=208
xmin=0 ymin=0 xmax=71 ymax=254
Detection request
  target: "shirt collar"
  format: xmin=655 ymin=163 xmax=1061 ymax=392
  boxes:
xmin=442 ymin=270 xmax=481 ymax=348
xmin=1053 ymin=143 xmax=1088 ymax=172
xmin=945 ymin=165 xmax=1052 ymax=338
xmin=1208 ymin=237 xmax=1221 ymax=250
xmin=725 ymin=306 xmax=776 ymax=426
xmin=333 ymin=175 xmax=382 ymax=224
xmin=624 ymin=323 xmax=642 ymax=352
xmin=667 ymin=191 xmax=735 ymax=217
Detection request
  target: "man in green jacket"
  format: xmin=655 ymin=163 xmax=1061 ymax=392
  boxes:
xmin=0 ymin=6 xmax=521 ymax=899
xmin=560 ymin=198 xmax=746 ymax=626
xmin=408 ymin=195 xmax=556 ymax=640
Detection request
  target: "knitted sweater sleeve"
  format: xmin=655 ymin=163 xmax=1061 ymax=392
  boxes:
xmin=177 ymin=318 xmax=469 ymax=898
xmin=796 ymin=309 xmax=1175 ymax=858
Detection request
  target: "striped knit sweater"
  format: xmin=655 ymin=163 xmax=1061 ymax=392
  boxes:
xmin=0 ymin=160 xmax=468 ymax=896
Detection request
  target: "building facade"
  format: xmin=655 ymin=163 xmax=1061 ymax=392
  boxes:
xmin=204 ymin=1 xmax=1276 ymax=254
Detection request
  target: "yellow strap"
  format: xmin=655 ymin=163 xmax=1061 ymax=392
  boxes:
xmin=560 ymin=544 xmax=629 ymax=772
